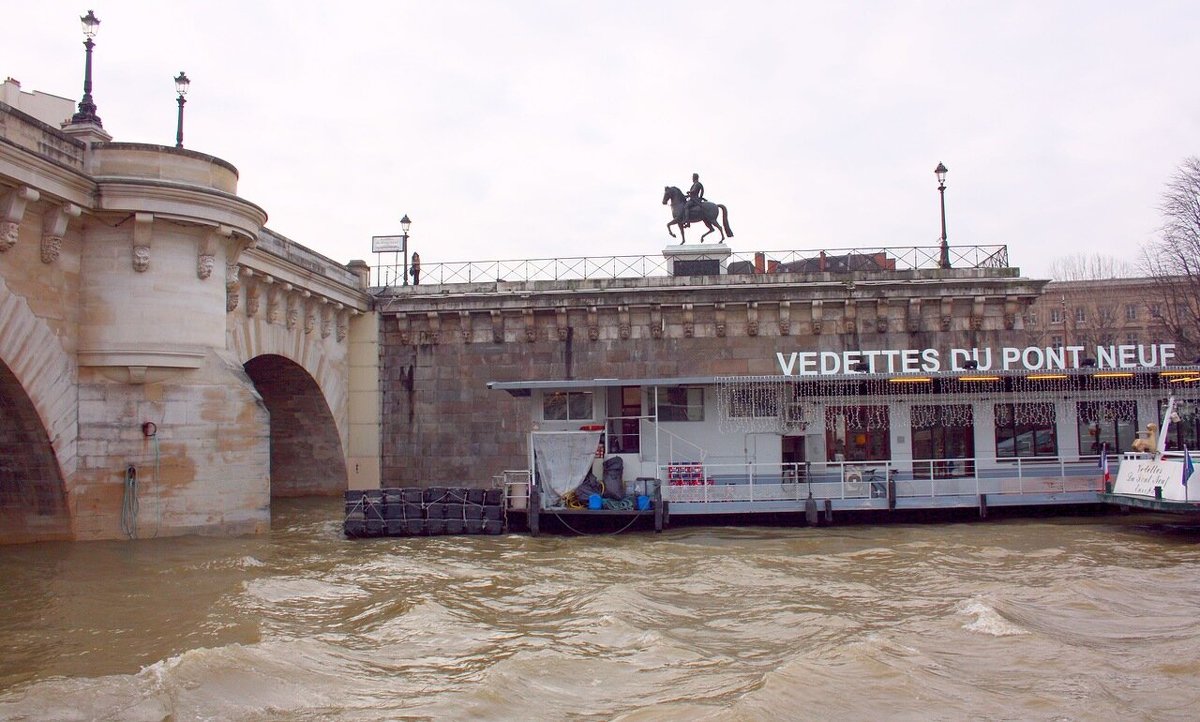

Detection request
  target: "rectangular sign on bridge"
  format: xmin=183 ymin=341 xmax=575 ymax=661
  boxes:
xmin=371 ymin=235 xmax=406 ymax=253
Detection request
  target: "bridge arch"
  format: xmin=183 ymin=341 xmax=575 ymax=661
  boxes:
xmin=240 ymin=346 xmax=347 ymax=496
xmin=0 ymin=277 xmax=76 ymax=542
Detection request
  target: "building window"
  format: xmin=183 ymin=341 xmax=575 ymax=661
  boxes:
xmin=1126 ymin=335 xmax=1139 ymax=346
xmin=1050 ymin=308 xmax=1063 ymax=324
xmin=1077 ymin=401 xmax=1137 ymax=457
xmin=1026 ymin=312 xmax=1038 ymax=327
xmin=1074 ymin=307 xmax=1086 ymax=323
xmin=1125 ymin=304 xmax=1138 ymax=322
xmin=1051 ymin=335 xmax=1064 ymax=349
xmin=542 ymin=391 xmax=594 ymax=422
xmin=1100 ymin=334 xmax=1114 ymax=346
xmin=655 ymin=386 xmax=704 ymax=421
xmin=1150 ymin=303 xmax=1162 ymax=319
xmin=994 ymin=403 xmax=1058 ymax=458
xmin=1099 ymin=307 xmax=1115 ymax=323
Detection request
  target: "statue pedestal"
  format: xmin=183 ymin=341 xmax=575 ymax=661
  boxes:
xmin=662 ymin=242 xmax=733 ymax=277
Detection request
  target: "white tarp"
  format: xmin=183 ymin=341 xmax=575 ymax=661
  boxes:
xmin=532 ymin=431 xmax=601 ymax=508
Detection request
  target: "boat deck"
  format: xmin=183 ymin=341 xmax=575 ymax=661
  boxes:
xmin=507 ymin=460 xmax=1109 ymax=534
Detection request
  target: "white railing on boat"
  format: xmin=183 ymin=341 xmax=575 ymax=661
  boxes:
xmin=658 ymin=456 xmax=1106 ymax=504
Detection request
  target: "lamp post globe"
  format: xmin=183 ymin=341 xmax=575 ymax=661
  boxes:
xmin=935 ymin=162 xmax=950 ymax=269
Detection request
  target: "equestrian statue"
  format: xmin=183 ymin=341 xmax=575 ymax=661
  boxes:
xmin=662 ymin=175 xmax=733 ymax=244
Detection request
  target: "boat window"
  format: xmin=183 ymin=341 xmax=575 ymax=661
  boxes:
xmin=1159 ymin=399 xmax=1200 ymax=451
xmin=911 ymin=405 xmax=975 ymax=479
xmin=1077 ymin=401 xmax=1137 ymax=456
xmin=607 ymin=386 xmax=641 ymax=453
xmin=825 ymin=405 xmax=890 ymax=461
xmin=656 ymin=386 xmax=704 ymax=422
xmin=542 ymin=391 xmax=594 ymax=422
xmin=994 ymin=403 xmax=1058 ymax=458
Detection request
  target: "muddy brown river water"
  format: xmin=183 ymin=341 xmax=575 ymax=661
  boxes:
xmin=1 ymin=498 xmax=1198 ymax=720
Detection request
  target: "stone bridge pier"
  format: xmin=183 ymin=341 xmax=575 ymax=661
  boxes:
xmin=0 ymin=90 xmax=375 ymax=543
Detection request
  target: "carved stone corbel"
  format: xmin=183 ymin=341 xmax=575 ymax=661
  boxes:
xmin=303 ymin=293 xmax=316 ymax=334
xmin=715 ymin=303 xmax=727 ymax=338
xmin=523 ymin=309 xmax=537 ymax=342
xmin=336 ymin=307 xmax=350 ymax=340
xmin=40 ymin=203 xmax=80 ymax=263
xmin=336 ymin=309 xmax=349 ymax=342
xmin=320 ymin=303 xmax=333 ymax=338
xmin=650 ymin=305 xmax=664 ymax=339
xmin=555 ymin=308 xmax=569 ymax=341
xmin=340 ymin=307 xmax=357 ymax=340
xmin=907 ymin=298 xmax=922 ymax=333
xmin=779 ymin=301 xmax=791 ymax=336
xmin=397 ymin=313 xmax=411 ymax=345
xmin=587 ymin=307 xmax=599 ymax=341
xmin=618 ymin=305 xmax=631 ymax=340
xmin=0 ymin=186 xmax=40 ymax=252
xmin=225 ymin=263 xmax=240 ymax=312
xmin=875 ymin=300 xmax=888 ymax=334
xmin=199 ymin=225 xmax=232 ymax=280
xmin=132 ymin=213 xmax=153 ymax=272
xmin=841 ymin=299 xmax=855 ymax=334
xmin=810 ymin=300 xmax=823 ymax=336
xmin=283 ymin=285 xmax=300 ymax=330
xmin=940 ymin=297 xmax=954 ymax=332
xmin=460 ymin=311 xmax=473 ymax=343
xmin=245 ymin=276 xmax=261 ymax=317
xmin=746 ymin=302 xmax=759 ymax=337
xmin=491 ymin=310 xmax=504 ymax=343
xmin=971 ymin=296 xmax=986 ymax=331
xmin=683 ymin=304 xmax=695 ymax=338
xmin=423 ymin=311 xmax=441 ymax=345
xmin=265 ymin=277 xmax=282 ymax=323
xmin=1004 ymin=296 xmax=1019 ymax=330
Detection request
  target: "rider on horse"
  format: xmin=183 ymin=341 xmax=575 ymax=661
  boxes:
xmin=684 ymin=173 xmax=705 ymax=227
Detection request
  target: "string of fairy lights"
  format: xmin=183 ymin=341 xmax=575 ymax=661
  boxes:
xmin=714 ymin=373 xmax=1200 ymax=434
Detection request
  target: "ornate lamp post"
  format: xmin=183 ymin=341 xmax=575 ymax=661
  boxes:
xmin=70 ymin=10 xmax=102 ymax=126
xmin=935 ymin=162 xmax=950 ymax=269
xmin=174 ymin=72 xmax=190 ymax=148
xmin=400 ymin=214 xmax=412 ymax=285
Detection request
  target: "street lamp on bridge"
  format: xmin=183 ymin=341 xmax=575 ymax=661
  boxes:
xmin=70 ymin=10 xmax=102 ymax=126
xmin=935 ymin=162 xmax=950 ymax=269
xmin=400 ymin=214 xmax=412 ymax=285
xmin=174 ymin=71 xmax=190 ymax=148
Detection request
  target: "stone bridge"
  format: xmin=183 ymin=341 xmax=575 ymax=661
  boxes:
xmin=0 ymin=88 xmax=377 ymax=543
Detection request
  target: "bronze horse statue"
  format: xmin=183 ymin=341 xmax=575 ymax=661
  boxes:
xmin=662 ymin=186 xmax=733 ymax=243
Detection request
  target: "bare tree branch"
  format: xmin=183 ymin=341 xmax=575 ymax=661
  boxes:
xmin=1144 ymin=156 xmax=1200 ymax=359
xmin=1047 ymin=253 xmax=1134 ymax=281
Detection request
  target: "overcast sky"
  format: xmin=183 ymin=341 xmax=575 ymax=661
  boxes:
xmin=6 ymin=1 xmax=1197 ymax=280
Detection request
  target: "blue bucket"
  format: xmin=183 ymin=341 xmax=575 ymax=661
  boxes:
xmin=588 ymin=493 xmax=602 ymax=510
xmin=636 ymin=495 xmax=651 ymax=511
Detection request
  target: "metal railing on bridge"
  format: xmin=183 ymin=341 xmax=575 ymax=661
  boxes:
xmin=372 ymin=244 xmax=1010 ymax=287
